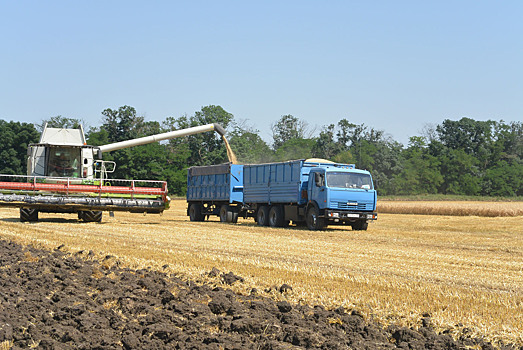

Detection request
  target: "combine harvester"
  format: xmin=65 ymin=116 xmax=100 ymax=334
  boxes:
xmin=0 ymin=123 xmax=226 ymax=222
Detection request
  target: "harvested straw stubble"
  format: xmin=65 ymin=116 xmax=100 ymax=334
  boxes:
xmin=378 ymin=200 xmax=523 ymax=217
xmin=0 ymin=202 xmax=522 ymax=346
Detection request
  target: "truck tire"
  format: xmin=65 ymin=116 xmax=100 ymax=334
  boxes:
xmin=306 ymin=205 xmax=325 ymax=231
xmin=257 ymin=206 xmax=270 ymax=226
xmin=269 ymin=206 xmax=285 ymax=227
xmin=189 ymin=203 xmax=205 ymax=222
xmin=20 ymin=208 xmax=38 ymax=222
xmin=351 ymin=220 xmax=368 ymax=231
xmin=79 ymin=211 xmax=102 ymax=223
xmin=220 ymin=204 xmax=234 ymax=223
xmin=231 ymin=210 xmax=239 ymax=223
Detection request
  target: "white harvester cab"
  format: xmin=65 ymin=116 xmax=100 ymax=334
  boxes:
xmin=27 ymin=124 xmax=97 ymax=179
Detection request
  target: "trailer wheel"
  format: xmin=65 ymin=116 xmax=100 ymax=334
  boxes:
xmin=220 ymin=205 xmax=234 ymax=223
xmin=257 ymin=206 xmax=270 ymax=226
xmin=306 ymin=205 xmax=325 ymax=231
xmin=269 ymin=206 xmax=285 ymax=227
xmin=189 ymin=203 xmax=205 ymax=221
xmin=79 ymin=211 xmax=102 ymax=223
xmin=351 ymin=220 xmax=368 ymax=231
xmin=20 ymin=208 xmax=38 ymax=222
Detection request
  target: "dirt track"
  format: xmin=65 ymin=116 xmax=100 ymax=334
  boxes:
xmin=1 ymin=239 xmax=519 ymax=350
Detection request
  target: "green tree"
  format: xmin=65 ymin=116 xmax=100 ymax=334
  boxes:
xmin=101 ymin=105 xmax=145 ymax=143
xmin=228 ymin=122 xmax=272 ymax=163
xmin=164 ymin=105 xmax=234 ymax=166
xmin=440 ymin=148 xmax=481 ymax=195
xmin=393 ymin=137 xmax=443 ymax=195
xmin=0 ymin=120 xmax=39 ymax=175
xmin=271 ymin=115 xmax=311 ymax=150
xmin=273 ymin=138 xmax=315 ymax=161
xmin=436 ymin=117 xmax=494 ymax=169
xmin=37 ymin=116 xmax=84 ymax=131
xmin=482 ymin=160 xmax=523 ymax=196
xmin=312 ymin=124 xmax=342 ymax=160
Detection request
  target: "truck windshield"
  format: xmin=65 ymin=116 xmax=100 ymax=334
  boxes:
xmin=326 ymin=172 xmax=373 ymax=189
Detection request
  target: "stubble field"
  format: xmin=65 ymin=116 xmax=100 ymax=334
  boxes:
xmin=0 ymin=199 xmax=522 ymax=347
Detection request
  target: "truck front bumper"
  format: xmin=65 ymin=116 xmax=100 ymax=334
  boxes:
xmin=324 ymin=210 xmax=377 ymax=221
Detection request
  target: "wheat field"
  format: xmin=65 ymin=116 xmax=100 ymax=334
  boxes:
xmin=0 ymin=200 xmax=522 ymax=346
xmin=378 ymin=200 xmax=523 ymax=217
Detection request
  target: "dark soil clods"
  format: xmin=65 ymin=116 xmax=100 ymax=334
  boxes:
xmin=0 ymin=240 xmax=519 ymax=349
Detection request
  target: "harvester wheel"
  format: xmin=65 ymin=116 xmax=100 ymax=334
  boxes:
xmin=220 ymin=205 xmax=233 ymax=223
xmin=351 ymin=220 xmax=368 ymax=231
xmin=20 ymin=208 xmax=38 ymax=222
xmin=268 ymin=206 xmax=285 ymax=227
xmin=79 ymin=211 xmax=102 ymax=223
xmin=306 ymin=205 xmax=325 ymax=231
xmin=189 ymin=203 xmax=204 ymax=221
xmin=256 ymin=206 xmax=270 ymax=226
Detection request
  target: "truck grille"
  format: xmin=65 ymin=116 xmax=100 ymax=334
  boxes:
xmin=331 ymin=201 xmax=373 ymax=211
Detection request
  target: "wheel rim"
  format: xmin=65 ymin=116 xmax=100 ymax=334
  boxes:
xmin=309 ymin=211 xmax=316 ymax=226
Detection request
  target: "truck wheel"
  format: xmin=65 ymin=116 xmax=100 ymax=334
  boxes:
xmin=231 ymin=210 xmax=239 ymax=223
xmin=20 ymin=208 xmax=39 ymax=222
xmin=220 ymin=205 xmax=234 ymax=223
xmin=257 ymin=206 xmax=270 ymax=226
xmin=306 ymin=205 xmax=325 ymax=231
xmin=268 ymin=206 xmax=285 ymax=227
xmin=189 ymin=203 xmax=204 ymax=221
xmin=351 ymin=220 xmax=368 ymax=231
xmin=79 ymin=211 xmax=102 ymax=223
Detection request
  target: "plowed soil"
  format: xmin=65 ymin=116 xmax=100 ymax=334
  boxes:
xmin=1 ymin=240 xmax=518 ymax=350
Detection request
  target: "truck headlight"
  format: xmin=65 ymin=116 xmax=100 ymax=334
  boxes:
xmin=329 ymin=212 xmax=339 ymax=218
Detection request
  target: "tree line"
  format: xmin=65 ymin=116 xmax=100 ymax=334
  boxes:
xmin=1 ymin=105 xmax=521 ymax=197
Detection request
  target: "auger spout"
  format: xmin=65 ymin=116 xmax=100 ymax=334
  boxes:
xmin=98 ymin=123 xmax=225 ymax=153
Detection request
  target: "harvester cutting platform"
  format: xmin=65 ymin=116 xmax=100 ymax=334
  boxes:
xmin=0 ymin=123 xmax=226 ymax=222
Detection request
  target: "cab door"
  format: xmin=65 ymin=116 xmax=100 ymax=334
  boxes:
xmin=308 ymin=170 xmax=327 ymax=209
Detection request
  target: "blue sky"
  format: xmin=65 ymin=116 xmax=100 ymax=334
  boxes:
xmin=1 ymin=1 xmax=522 ymax=145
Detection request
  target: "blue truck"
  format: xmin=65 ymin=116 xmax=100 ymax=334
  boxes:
xmin=186 ymin=159 xmax=377 ymax=230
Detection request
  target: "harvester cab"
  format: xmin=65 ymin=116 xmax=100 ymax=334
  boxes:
xmin=1 ymin=122 xmax=226 ymax=222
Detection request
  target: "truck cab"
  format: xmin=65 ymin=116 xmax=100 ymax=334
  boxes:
xmin=306 ymin=162 xmax=377 ymax=230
